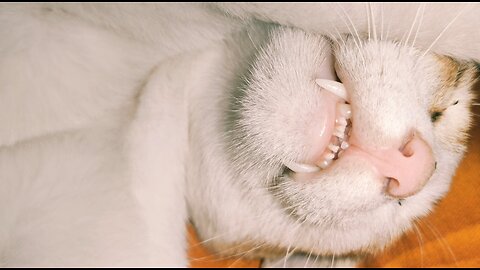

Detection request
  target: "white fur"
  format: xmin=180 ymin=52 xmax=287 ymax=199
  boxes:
xmin=0 ymin=3 xmax=478 ymax=267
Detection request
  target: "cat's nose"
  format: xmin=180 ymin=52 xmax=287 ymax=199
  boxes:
xmin=344 ymin=132 xmax=436 ymax=198
xmin=384 ymin=134 xmax=436 ymax=198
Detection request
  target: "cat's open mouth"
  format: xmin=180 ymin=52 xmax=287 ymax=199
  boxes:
xmin=284 ymin=76 xmax=353 ymax=177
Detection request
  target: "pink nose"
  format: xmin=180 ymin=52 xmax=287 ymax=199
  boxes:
xmin=344 ymin=133 xmax=436 ymax=198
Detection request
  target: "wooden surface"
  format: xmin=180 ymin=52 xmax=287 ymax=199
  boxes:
xmin=188 ymin=103 xmax=480 ymax=268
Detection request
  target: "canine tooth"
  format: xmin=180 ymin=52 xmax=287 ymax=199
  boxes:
xmin=338 ymin=104 xmax=352 ymax=119
xmin=315 ymin=79 xmax=349 ymax=101
xmin=285 ymin=161 xmax=320 ymax=173
xmin=341 ymin=141 xmax=350 ymax=150
xmin=318 ymin=158 xmax=333 ymax=169
xmin=328 ymin=143 xmax=340 ymax=152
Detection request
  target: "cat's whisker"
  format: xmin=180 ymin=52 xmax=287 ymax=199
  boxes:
xmin=422 ymin=4 xmax=469 ymax=57
xmin=246 ymin=29 xmax=261 ymax=52
xmin=412 ymin=221 xmax=425 ymax=268
xmin=325 ymin=25 xmax=347 ymax=48
xmin=303 ymin=246 xmax=315 ymax=268
xmin=312 ymin=252 xmax=321 ymax=267
xmin=195 ymin=238 xmax=273 ymax=264
xmin=411 ymin=3 xmax=426 ymax=48
xmin=193 ymin=243 xmax=262 ymax=264
xmin=366 ymin=3 xmax=371 ymax=41
xmin=330 ymin=253 xmax=336 ymax=268
xmin=384 ymin=12 xmax=392 ymax=43
xmin=420 ymin=219 xmax=459 ymax=267
xmin=335 ymin=3 xmax=366 ymax=67
xmin=335 ymin=3 xmax=362 ymax=45
xmin=282 ymin=244 xmax=295 ymax=268
xmin=226 ymin=243 xmax=268 ymax=268
xmin=190 ymin=208 xmax=283 ymax=246
xmin=405 ymin=3 xmax=423 ymax=48
xmin=189 ymin=238 xmax=264 ymax=262
xmin=380 ymin=3 xmax=384 ymax=41
xmin=368 ymin=3 xmax=377 ymax=42
xmin=188 ymin=219 xmax=272 ymax=249
xmin=190 ymin=233 xmax=227 ymax=248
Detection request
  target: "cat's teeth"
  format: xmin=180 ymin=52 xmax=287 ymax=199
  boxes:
xmin=338 ymin=104 xmax=352 ymax=119
xmin=324 ymin=152 xmax=335 ymax=160
xmin=334 ymin=130 xmax=345 ymax=139
xmin=336 ymin=117 xmax=348 ymax=126
xmin=336 ymin=123 xmax=346 ymax=133
xmin=341 ymin=141 xmax=350 ymax=150
xmin=318 ymin=158 xmax=333 ymax=169
xmin=336 ymin=122 xmax=345 ymax=129
xmin=315 ymin=79 xmax=349 ymax=102
xmin=285 ymin=161 xmax=320 ymax=173
xmin=328 ymin=143 xmax=340 ymax=153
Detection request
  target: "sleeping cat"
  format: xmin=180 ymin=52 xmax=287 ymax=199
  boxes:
xmin=0 ymin=3 xmax=478 ymax=267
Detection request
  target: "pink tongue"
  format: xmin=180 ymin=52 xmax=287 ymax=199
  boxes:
xmin=304 ymin=90 xmax=342 ymax=164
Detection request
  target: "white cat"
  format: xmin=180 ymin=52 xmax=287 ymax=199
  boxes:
xmin=0 ymin=3 xmax=478 ymax=267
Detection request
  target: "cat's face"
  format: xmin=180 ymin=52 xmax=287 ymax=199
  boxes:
xmin=188 ymin=27 xmax=478 ymax=259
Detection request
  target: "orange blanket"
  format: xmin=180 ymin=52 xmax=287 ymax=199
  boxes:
xmin=188 ymin=105 xmax=480 ymax=268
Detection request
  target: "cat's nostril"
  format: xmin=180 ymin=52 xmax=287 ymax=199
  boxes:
xmin=399 ymin=132 xmax=416 ymax=158
xmin=385 ymin=177 xmax=400 ymax=197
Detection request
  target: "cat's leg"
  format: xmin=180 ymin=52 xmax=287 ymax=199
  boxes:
xmin=0 ymin=60 xmax=193 ymax=267
xmin=123 ymin=46 xmax=227 ymax=266
xmin=123 ymin=58 xmax=192 ymax=267
xmin=0 ymin=56 xmax=197 ymax=267
xmin=0 ymin=127 xmax=159 ymax=267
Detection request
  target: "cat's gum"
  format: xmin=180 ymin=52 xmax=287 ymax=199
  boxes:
xmin=304 ymin=90 xmax=343 ymax=165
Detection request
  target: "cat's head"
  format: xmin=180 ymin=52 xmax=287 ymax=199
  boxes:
xmin=188 ymin=27 xmax=478 ymax=259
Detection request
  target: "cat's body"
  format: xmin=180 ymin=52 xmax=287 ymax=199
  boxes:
xmin=0 ymin=3 xmax=478 ymax=267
